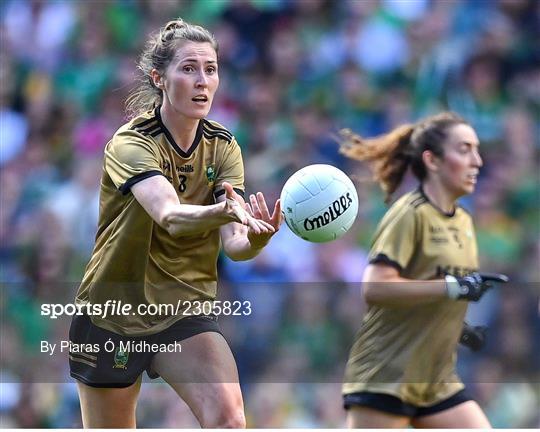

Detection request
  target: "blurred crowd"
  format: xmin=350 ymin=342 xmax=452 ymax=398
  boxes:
xmin=1 ymin=0 xmax=539 ymax=428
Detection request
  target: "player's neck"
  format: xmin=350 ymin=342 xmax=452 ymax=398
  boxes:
xmin=160 ymin=104 xmax=200 ymax=151
xmin=421 ymin=181 xmax=456 ymax=214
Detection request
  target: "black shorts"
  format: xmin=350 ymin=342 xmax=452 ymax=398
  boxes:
xmin=69 ymin=314 xmax=221 ymax=388
xmin=343 ymin=389 xmax=472 ymax=417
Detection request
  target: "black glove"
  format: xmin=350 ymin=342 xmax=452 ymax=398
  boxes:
xmin=459 ymin=322 xmax=487 ymax=351
xmin=445 ymin=272 xmax=509 ymax=301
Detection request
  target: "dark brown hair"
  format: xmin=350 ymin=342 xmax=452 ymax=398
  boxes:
xmin=125 ymin=18 xmax=218 ymax=118
xmin=339 ymin=112 xmax=468 ymax=202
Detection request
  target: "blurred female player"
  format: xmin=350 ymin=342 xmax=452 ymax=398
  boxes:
xmin=340 ymin=112 xmax=507 ymax=428
xmin=69 ymin=18 xmax=281 ymax=428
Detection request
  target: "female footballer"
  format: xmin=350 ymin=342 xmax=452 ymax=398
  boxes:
xmin=340 ymin=112 xmax=507 ymax=428
xmin=68 ymin=18 xmax=281 ymax=428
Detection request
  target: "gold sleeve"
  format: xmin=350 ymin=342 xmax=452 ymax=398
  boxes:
xmin=369 ymin=207 xmax=417 ymax=272
xmin=104 ymin=130 xmax=163 ymax=195
xmin=213 ymin=137 xmax=245 ymax=200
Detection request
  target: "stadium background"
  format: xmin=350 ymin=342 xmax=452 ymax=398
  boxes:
xmin=1 ymin=0 xmax=539 ymax=427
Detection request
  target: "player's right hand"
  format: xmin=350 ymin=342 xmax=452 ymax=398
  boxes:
xmin=445 ymin=272 xmax=509 ymax=301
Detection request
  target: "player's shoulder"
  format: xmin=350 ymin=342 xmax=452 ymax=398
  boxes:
xmin=104 ymin=111 xmax=161 ymax=161
xmin=386 ymin=189 xmax=427 ymax=219
xmin=111 ymin=111 xmax=159 ymax=146
xmin=455 ymin=204 xmax=474 ymax=222
xmin=202 ymin=118 xmax=234 ymax=144
xmin=123 ymin=109 xmax=161 ymax=138
xmin=372 ymin=190 xmax=424 ymax=237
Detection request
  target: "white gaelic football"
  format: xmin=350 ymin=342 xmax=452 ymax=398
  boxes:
xmin=280 ymin=164 xmax=359 ymax=243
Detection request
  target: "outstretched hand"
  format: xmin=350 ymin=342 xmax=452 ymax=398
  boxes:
xmin=245 ymin=191 xmax=283 ymax=249
xmin=223 ymin=182 xmax=275 ymax=236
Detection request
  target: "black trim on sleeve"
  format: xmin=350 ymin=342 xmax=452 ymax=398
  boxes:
xmin=139 ymin=124 xmax=161 ymax=136
xmin=369 ymin=253 xmax=403 ymax=272
xmin=213 ymin=188 xmax=245 ymax=199
xmin=130 ymin=116 xmax=157 ymax=130
xmin=410 ymin=194 xmax=428 ymax=209
xmin=119 ymin=170 xmax=164 ymax=195
xmin=202 ymin=120 xmax=233 ymax=143
xmin=203 ymin=130 xmax=233 ymax=143
xmin=203 ymin=119 xmax=233 ymax=138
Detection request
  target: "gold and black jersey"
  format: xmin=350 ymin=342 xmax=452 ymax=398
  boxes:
xmin=75 ymin=107 xmax=244 ymax=336
xmin=343 ymin=188 xmax=479 ymax=406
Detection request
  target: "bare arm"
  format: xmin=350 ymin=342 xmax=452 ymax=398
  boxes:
xmin=363 ymin=263 xmax=447 ymax=306
xmin=131 ymin=175 xmax=273 ymax=238
xmin=219 ymin=191 xmax=282 ymax=261
xmin=218 ymin=203 xmax=256 ymax=261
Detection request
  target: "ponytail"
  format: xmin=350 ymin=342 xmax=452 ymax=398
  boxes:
xmin=340 ymin=112 xmax=468 ymax=203
xmin=339 ymin=124 xmax=415 ymax=203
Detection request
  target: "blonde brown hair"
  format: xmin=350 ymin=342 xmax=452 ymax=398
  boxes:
xmin=125 ymin=18 xmax=218 ymax=118
xmin=339 ymin=112 xmax=468 ymax=202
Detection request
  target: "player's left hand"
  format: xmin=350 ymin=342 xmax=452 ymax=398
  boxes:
xmin=245 ymin=192 xmax=282 ymax=249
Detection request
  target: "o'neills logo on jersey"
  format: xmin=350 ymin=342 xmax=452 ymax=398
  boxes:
xmin=177 ymin=164 xmax=194 ymax=173
xmin=304 ymin=193 xmax=353 ymax=231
